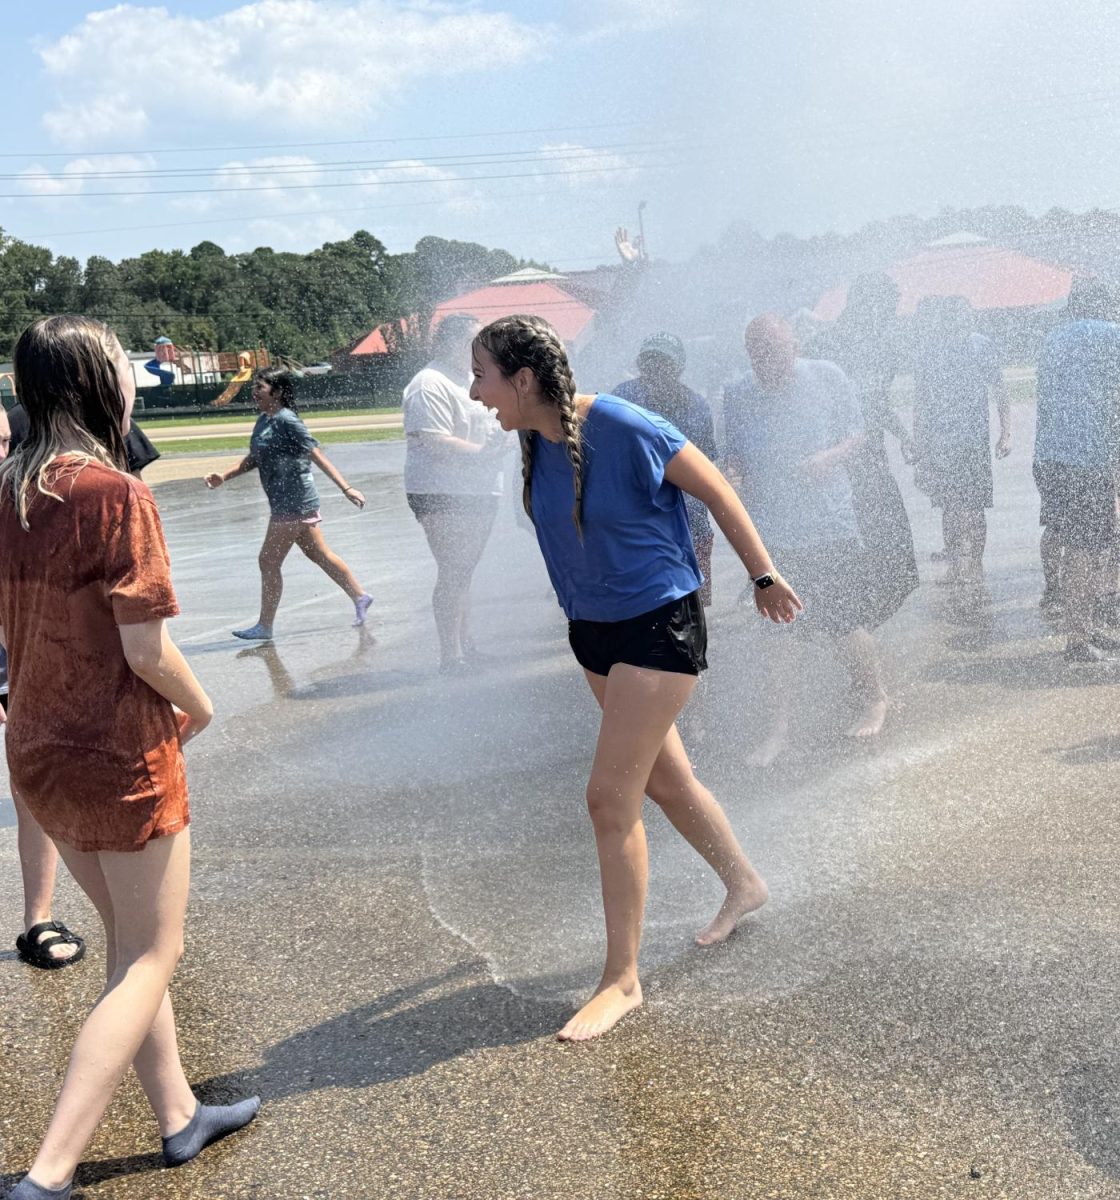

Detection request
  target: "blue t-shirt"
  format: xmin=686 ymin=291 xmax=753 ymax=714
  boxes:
xmin=530 ymin=394 xmax=701 ymax=622
xmin=724 ymin=359 xmax=863 ymax=551
xmin=249 ymin=408 xmax=321 ymax=516
xmin=1034 ymin=319 xmax=1120 ymax=470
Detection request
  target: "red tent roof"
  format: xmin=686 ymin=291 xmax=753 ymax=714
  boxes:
xmin=816 ymin=240 xmax=1074 ymax=319
xmin=350 ymin=317 xmax=415 ymax=356
xmin=432 ymin=281 xmax=595 ymax=343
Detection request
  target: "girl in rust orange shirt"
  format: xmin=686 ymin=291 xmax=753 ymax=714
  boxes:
xmin=0 ymin=316 xmax=258 ymax=1200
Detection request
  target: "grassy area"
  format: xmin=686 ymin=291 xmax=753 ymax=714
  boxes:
xmin=137 ymin=406 xmax=401 ymax=428
xmin=158 ymin=428 xmax=404 ymax=455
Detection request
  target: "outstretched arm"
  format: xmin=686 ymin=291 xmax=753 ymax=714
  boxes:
xmin=664 ymin=443 xmax=802 ymax=623
xmin=205 ymin=452 xmax=256 ymax=489
xmin=310 ymin=446 xmax=365 ymax=507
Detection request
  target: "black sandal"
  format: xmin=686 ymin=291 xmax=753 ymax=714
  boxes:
xmin=16 ymin=920 xmax=87 ymax=970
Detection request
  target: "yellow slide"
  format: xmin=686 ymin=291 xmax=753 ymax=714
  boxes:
xmin=213 ymin=352 xmax=254 ymax=407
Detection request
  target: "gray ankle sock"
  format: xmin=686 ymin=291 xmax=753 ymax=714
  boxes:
xmin=162 ymin=1097 xmax=261 ymax=1167
xmin=10 ymin=1178 xmax=71 ymax=1200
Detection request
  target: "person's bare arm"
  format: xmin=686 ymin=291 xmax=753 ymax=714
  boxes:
xmin=117 ymin=619 xmax=213 ymax=741
xmin=205 ymin=453 xmax=257 ymax=489
xmin=309 ymin=446 xmax=365 ymax=508
xmin=994 ymin=381 xmax=1012 ymax=458
xmin=664 ymin=443 xmax=802 ymax=623
xmin=410 ymin=431 xmax=497 ymax=458
xmin=801 ymin=433 xmax=865 ymax=481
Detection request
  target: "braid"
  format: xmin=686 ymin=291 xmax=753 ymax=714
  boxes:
xmin=520 ymin=430 xmax=536 ymax=523
xmin=474 ymin=314 xmax=585 ymax=535
xmin=555 ymin=386 xmax=584 ymax=537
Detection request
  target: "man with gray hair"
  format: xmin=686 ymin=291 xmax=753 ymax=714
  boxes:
xmin=725 ymin=314 xmax=888 ymax=764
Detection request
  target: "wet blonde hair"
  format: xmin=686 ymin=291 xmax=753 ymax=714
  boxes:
xmin=2 ymin=315 xmax=129 ymax=529
xmin=472 ymin=314 xmax=583 ymax=535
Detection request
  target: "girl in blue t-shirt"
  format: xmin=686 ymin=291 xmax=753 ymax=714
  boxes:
xmin=470 ymin=315 xmax=801 ymax=1042
xmin=204 ymin=368 xmax=373 ymax=641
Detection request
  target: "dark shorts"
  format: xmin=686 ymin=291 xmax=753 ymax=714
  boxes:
xmin=569 ymin=592 xmax=708 ymax=678
xmin=407 ymin=493 xmax=499 ymax=521
xmin=1034 ymin=461 xmax=1117 ymax=552
xmin=776 ymin=539 xmax=869 ymax=639
xmin=916 ymin=444 xmax=994 ymax=510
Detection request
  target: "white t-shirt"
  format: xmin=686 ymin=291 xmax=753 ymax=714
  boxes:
xmin=403 ymin=363 xmax=505 ymax=495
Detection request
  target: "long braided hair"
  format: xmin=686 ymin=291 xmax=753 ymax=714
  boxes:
xmin=473 ymin=315 xmax=584 ymax=535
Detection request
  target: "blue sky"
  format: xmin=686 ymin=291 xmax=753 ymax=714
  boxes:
xmin=3 ymin=1 xmax=1120 ymax=268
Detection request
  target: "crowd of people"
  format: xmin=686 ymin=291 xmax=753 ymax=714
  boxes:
xmin=0 ymin=274 xmax=1117 ymax=1194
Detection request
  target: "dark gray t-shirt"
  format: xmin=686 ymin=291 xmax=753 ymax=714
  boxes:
xmin=724 ymin=358 xmax=863 ymax=551
xmin=249 ymin=408 xmax=320 ymax=515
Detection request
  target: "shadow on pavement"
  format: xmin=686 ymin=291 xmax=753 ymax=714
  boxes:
xmin=1060 ymin=1061 xmax=1120 ymax=1181
xmin=195 ymin=964 xmax=569 ymax=1103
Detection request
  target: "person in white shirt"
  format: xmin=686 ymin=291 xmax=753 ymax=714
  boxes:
xmin=403 ymin=316 xmax=507 ymax=672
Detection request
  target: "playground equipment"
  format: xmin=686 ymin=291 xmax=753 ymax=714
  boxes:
xmin=214 ymin=351 xmax=256 ymax=406
xmin=143 ymin=336 xmax=177 ymax=387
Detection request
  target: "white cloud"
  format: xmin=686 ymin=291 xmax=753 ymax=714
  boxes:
xmin=357 ymin=158 xmax=483 ymax=215
xmin=17 ymin=154 xmax=158 ymax=200
xmin=567 ymin=0 xmax=698 ymax=38
xmin=38 ymin=1 xmax=551 ymax=147
xmin=535 ymin=142 xmax=639 ymax=188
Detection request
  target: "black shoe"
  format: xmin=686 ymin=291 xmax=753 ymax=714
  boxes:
xmin=1065 ymin=641 xmax=1110 ymax=665
xmin=1089 ymin=632 xmax=1120 ymax=654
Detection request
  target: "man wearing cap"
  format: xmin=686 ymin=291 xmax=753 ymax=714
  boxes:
xmin=613 ymin=333 xmax=718 ymax=604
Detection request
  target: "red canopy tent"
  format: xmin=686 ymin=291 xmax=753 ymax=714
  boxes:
xmin=815 ymin=234 xmax=1074 ymax=319
xmin=431 ymin=279 xmax=595 ymax=345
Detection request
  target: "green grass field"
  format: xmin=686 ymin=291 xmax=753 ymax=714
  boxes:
xmin=137 ymin=406 xmax=401 ymax=429
xmin=159 ymin=427 xmax=404 ymax=455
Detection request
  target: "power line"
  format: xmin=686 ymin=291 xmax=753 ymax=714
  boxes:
xmin=2 ymin=141 xmax=680 ymax=183
xmin=0 ymin=120 xmax=650 ymax=161
xmin=0 ymin=158 xmax=673 ymax=201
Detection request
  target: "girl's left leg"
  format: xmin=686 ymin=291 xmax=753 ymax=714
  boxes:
xmin=584 ymin=672 xmax=768 ymax=947
xmin=559 ymin=664 xmax=696 ymax=1042
xmin=296 ymin=526 xmax=370 ymax=619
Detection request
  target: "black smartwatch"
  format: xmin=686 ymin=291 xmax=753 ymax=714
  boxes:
xmin=752 ymin=572 xmax=775 ymax=590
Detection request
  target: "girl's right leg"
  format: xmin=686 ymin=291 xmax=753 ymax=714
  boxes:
xmin=22 ymin=831 xmax=192 ymax=1191
xmin=252 ymin=520 xmax=302 ymax=631
xmin=558 ymin=665 xmax=696 ymax=1042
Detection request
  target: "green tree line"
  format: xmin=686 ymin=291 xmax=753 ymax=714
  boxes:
xmin=0 ymin=229 xmax=539 ymax=363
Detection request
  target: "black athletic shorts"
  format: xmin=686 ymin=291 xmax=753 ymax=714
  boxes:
xmin=407 ymin=493 xmax=499 ymax=521
xmin=1033 ymin=461 xmax=1117 ymax=552
xmin=568 ymin=592 xmax=708 ymax=678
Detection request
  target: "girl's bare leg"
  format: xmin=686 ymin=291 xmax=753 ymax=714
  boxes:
xmin=643 ymin=724 xmax=769 ymax=944
xmin=296 ymin=525 xmax=365 ymax=601
xmin=14 ymin=794 xmax=80 ymax=962
xmin=24 ymin=831 xmax=192 ymax=1191
xmin=558 ymin=665 xmax=695 ymax=1042
xmin=256 ymin=521 xmax=303 ymax=628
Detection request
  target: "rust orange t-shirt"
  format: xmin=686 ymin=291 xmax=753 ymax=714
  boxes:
xmin=0 ymin=456 xmax=189 ymax=852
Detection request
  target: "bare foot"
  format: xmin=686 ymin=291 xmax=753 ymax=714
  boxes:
xmin=557 ymin=979 xmax=643 ymax=1042
xmin=847 ymin=697 xmax=887 ymax=739
xmin=747 ymin=724 xmax=788 ymax=768
xmin=695 ymin=873 xmax=769 ymax=946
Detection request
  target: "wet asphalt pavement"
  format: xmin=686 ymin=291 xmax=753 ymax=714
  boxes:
xmin=2 ymin=420 xmax=1120 ymax=1199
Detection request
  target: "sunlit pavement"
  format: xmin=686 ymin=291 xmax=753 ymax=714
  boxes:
xmin=3 ymin=423 xmax=1120 ymax=1199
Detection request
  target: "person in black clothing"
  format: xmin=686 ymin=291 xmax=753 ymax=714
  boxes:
xmin=613 ymin=333 xmax=719 ymax=604
xmin=811 ymin=274 xmax=919 ymax=626
xmin=8 ymin=401 xmax=160 ymax=477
